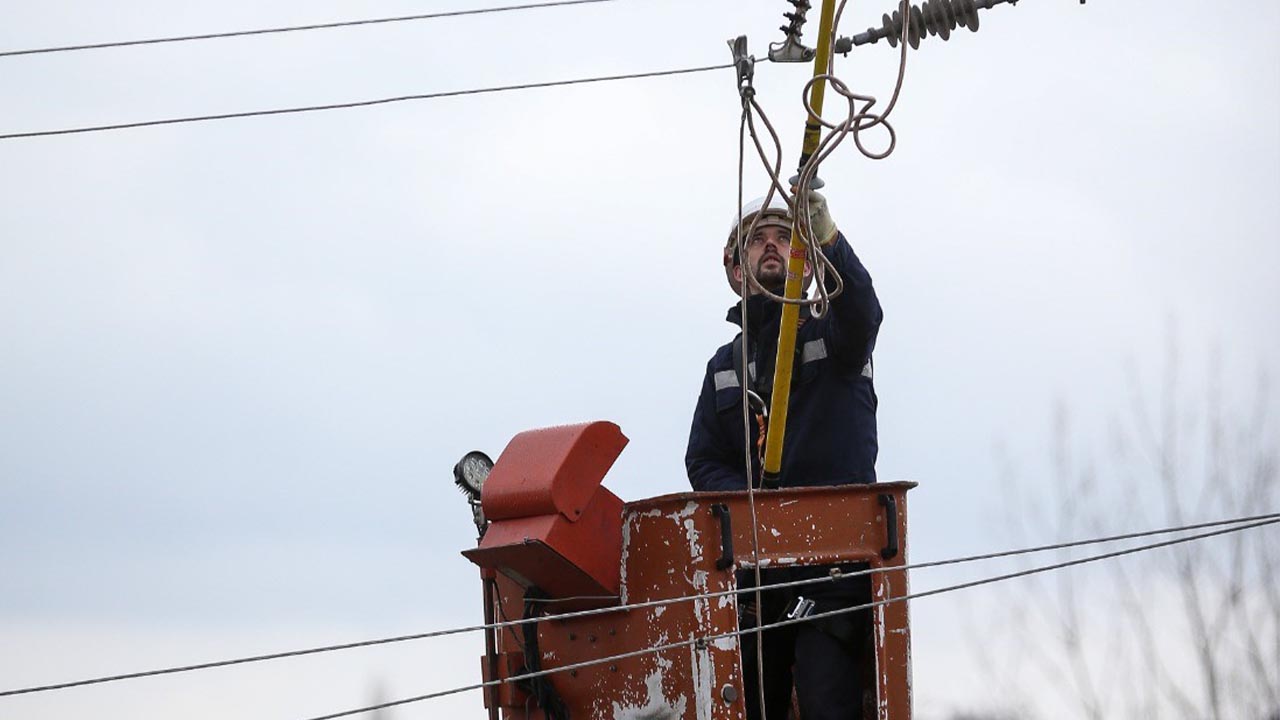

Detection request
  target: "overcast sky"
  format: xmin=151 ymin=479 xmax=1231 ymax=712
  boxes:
xmin=2 ymin=1 xmax=1277 ymax=718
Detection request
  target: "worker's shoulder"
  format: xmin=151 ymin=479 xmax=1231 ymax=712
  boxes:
xmin=704 ymin=337 xmax=738 ymax=371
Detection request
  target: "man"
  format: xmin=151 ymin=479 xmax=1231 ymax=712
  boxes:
xmin=686 ymin=191 xmax=882 ymax=490
xmin=684 ymin=191 xmax=883 ymax=720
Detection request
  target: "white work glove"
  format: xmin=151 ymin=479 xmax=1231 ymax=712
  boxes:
xmin=806 ymin=191 xmax=839 ymax=246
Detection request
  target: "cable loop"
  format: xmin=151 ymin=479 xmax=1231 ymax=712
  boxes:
xmin=734 ymin=94 xmax=845 ymax=319
xmin=741 ymin=0 xmax=915 ymax=319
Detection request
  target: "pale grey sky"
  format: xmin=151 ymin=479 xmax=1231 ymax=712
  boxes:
xmin=2 ymin=0 xmax=1277 ymax=718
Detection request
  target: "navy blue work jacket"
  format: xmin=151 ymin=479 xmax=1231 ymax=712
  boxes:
xmin=685 ymin=233 xmax=882 ymax=490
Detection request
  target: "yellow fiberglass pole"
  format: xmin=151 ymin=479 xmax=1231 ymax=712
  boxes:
xmin=761 ymin=0 xmax=838 ymax=487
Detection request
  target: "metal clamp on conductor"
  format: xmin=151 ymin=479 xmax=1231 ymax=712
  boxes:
xmin=727 ymin=35 xmax=755 ymax=98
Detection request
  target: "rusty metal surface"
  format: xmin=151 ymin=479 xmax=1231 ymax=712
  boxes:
xmin=481 ymin=482 xmax=915 ymax=720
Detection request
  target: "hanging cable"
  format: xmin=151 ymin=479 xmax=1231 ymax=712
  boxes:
xmin=737 ymin=92 xmax=846 ymax=315
xmin=727 ymin=0 xmax=916 ymax=322
xmin=0 ymin=63 xmax=734 ymax=141
xmin=734 ymin=59 xmax=773 ymax=718
xmin=3 ymin=512 xmax=1274 ymax=700
xmin=297 ymin=516 xmax=1280 ymax=719
xmin=740 ymin=0 xmax=912 ymax=323
xmin=0 ymin=0 xmax=623 ymax=59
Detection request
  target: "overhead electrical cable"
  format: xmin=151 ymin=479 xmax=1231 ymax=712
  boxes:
xmin=1 ymin=512 xmax=1274 ymax=699
xmin=0 ymin=0 xmax=622 ymax=59
xmin=299 ymin=516 xmax=1280 ymax=719
xmin=0 ymin=63 xmax=734 ymax=141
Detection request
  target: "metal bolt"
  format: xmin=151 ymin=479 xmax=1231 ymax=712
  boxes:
xmin=570 ymin=670 xmax=578 ymax=677
xmin=588 ymin=634 xmax=597 ymax=643
xmin=695 ymin=638 xmax=708 ymax=650
xmin=568 ymin=632 xmax=576 ymax=641
xmin=721 ymin=684 xmax=740 ymax=703
xmin=609 ymin=664 xmax=618 ymax=672
xmin=609 ymin=628 xmax=616 ymax=636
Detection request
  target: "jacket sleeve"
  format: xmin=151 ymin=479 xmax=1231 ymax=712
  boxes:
xmin=685 ymin=360 xmax=748 ymax=492
xmin=821 ymin=231 xmax=883 ymax=366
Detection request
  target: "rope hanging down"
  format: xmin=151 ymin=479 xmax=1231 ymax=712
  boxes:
xmin=0 ymin=63 xmax=733 ymax=141
xmin=3 ymin=512 xmax=1274 ymax=700
xmin=729 ymin=0 xmax=909 ymax=691
xmin=299 ymin=516 xmax=1280 ymax=720
xmin=728 ymin=0 xmax=915 ymax=486
xmin=735 ymin=69 xmax=773 ymax=715
xmin=0 ymin=0 xmax=624 ymax=59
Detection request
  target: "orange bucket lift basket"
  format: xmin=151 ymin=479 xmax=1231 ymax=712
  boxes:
xmin=463 ymin=421 xmax=915 ymax=719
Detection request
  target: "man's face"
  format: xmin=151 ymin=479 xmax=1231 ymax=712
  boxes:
xmin=733 ymin=222 xmax=792 ymax=292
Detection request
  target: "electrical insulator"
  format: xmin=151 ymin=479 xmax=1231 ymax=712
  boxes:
xmin=771 ymin=0 xmax=818 ymax=62
xmin=840 ymin=0 xmax=1019 ymax=51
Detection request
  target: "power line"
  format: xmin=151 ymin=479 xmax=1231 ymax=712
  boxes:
xmin=0 ymin=63 xmax=735 ymax=141
xmin=0 ymin=0 xmax=622 ymax=59
xmin=1 ymin=511 xmax=1273 ymax=699
xmin=300 ymin=516 xmax=1280 ymax=720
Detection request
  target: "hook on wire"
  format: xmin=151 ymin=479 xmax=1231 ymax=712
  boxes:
xmin=727 ymin=35 xmax=756 ymax=99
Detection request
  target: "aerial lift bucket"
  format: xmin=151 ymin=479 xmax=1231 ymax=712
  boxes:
xmin=462 ymin=421 xmax=914 ymax=719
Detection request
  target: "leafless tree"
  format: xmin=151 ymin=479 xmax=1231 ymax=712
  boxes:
xmin=962 ymin=339 xmax=1278 ymax=720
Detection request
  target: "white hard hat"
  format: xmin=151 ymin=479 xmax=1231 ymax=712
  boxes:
xmin=727 ymin=194 xmax=793 ymax=241
xmin=723 ymin=194 xmax=793 ymax=291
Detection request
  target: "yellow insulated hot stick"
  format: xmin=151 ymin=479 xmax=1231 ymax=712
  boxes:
xmin=761 ymin=0 xmax=839 ymax=487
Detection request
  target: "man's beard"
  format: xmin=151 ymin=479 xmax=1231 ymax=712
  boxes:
xmin=753 ymin=255 xmax=787 ymax=291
